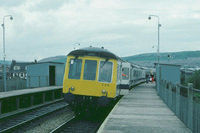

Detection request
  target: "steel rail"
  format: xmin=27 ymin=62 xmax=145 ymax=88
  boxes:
xmin=0 ymin=101 xmax=68 ymax=133
xmin=50 ymin=115 xmax=76 ymax=133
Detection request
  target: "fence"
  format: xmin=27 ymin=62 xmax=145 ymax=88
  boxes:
xmin=159 ymin=80 xmax=200 ymax=133
xmin=0 ymin=76 xmax=49 ymax=92
xmin=0 ymin=78 xmax=26 ymax=92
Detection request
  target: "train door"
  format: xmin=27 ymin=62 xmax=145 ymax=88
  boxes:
xmin=129 ymin=65 xmax=134 ymax=87
xmin=49 ymin=66 xmax=56 ymax=86
xmin=116 ymin=61 xmax=122 ymax=96
xmin=120 ymin=62 xmax=130 ymax=95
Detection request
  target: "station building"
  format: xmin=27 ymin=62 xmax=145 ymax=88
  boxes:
xmin=26 ymin=62 xmax=65 ymax=88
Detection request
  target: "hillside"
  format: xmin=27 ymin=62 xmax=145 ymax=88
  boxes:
xmin=0 ymin=60 xmax=12 ymax=65
xmin=122 ymin=51 xmax=200 ymax=68
xmin=122 ymin=51 xmax=200 ymax=61
xmin=38 ymin=51 xmax=200 ymax=68
xmin=1 ymin=51 xmax=199 ymax=68
xmin=38 ymin=55 xmax=67 ymax=63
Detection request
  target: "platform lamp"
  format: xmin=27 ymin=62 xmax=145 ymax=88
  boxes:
xmin=148 ymin=15 xmax=161 ymax=95
xmin=2 ymin=15 xmax=13 ymax=92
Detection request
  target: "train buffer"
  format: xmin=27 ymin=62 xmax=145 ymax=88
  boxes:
xmin=97 ymin=83 xmax=192 ymax=133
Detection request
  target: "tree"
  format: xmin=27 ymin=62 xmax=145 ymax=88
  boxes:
xmin=187 ymin=70 xmax=200 ymax=103
xmin=187 ymin=70 xmax=200 ymax=89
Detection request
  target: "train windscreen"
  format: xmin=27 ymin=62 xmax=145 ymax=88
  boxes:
xmin=68 ymin=59 xmax=82 ymax=79
xmin=98 ymin=61 xmax=113 ymax=83
xmin=83 ymin=60 xmax=97 ymax=80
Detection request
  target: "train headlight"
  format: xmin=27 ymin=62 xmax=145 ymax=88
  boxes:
xmin=102 ymin=89 xmax=106 ymax=94
xmin=71 ymin=86 xmax=75 ymax=91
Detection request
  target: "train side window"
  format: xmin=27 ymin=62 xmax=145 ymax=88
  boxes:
xmin=98 ymin=61 xmax=113 ymax=83
xmin=68 ymin=59 xmax=82 ymax=79
xmin=83 ymin=60 xmax=97 ymax=80
xmin=122 ymin=67 xmax=129 ymax=80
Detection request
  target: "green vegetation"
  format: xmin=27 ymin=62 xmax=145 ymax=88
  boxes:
xmin=188 ymin=70 xmax=200 ymax=89
xmin=187 ymin=70 xmax=200 ymax=103
xmin=122 ymin=51 xmax=200 ymax=62
xmin=1 ymin=50 xmax=199 ymax=64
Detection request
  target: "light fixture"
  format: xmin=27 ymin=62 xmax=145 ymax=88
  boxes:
xmin=102 ymin=89 xmax=106 ymax=94
xmin=71 ymin=86 xmax=75 ymax=91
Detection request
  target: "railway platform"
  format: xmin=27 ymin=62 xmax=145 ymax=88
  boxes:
xmin=0 ymin=86 xmax=62 ymax=99
xmin=0 ymin=86 xmax=63 ymax=116
xmin=98 ymin=83 xmax=192 ymax=133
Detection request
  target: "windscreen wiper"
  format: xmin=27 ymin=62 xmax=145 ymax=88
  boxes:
xmin=101 ymin=59 xmax=109 ymax=68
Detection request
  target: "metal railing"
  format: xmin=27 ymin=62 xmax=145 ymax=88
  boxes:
xmin=159 ymin=80 xmax=200 ymax=133
xmin=0 ymin=76 xmax=49 ymax=92
xmin=0 ymin=78 xmax=26 ymax=92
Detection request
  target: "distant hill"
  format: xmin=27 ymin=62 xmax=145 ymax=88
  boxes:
xmin=38 ymin=55 xmax=67 ymax=64
xmin=122 ymin=51 xmax=200 ymax=68
xmin=37 ymin=51 xmax=200 ymax=68
xmin=0 ymin=60 xmax=12 ymax=65
xmin=2 ymin=51 xmax=200 ymax=68
xmin=122 ymin=51 xmax=200 ymax=61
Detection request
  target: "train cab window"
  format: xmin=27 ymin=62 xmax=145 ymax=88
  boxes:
xmin=122 ymin=67 xmax=129 ymax=80
xmin=98 ymin=61 xmax=113 ymax=83
xmin=83 ymin=60 xmax=97 ymax=80
xmin=68 ymin=59 xmax=82 ymax=79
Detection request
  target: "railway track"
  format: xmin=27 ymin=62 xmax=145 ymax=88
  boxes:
xmin=51 ymin=96 xmax=123 ymax=133
xmin=50 ymin=113 xmax=103 ymax=133
xmin=0 ymin=100 xmax=68 ymax=133
xmin=0 ymin=95 xmax=122 ymax=133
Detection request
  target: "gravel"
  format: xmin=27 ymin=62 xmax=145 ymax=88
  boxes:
xmin=23 ymin=107 xmax=75 ymax=133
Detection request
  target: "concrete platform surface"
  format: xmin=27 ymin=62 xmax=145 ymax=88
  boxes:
xmin=98 ymin=83 xmax=192 ymax=133
xmin=0 ymin=86 xmax=62 ymax=99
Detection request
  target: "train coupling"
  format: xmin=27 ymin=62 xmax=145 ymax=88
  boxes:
xmin=64 ymin=92 xmax=75 ymax=103
xmin=98 ymin=96 xmax=110 ymax=107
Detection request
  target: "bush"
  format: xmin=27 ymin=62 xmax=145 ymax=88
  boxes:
xmin=187 ymin=70 xmax=200 ymax=89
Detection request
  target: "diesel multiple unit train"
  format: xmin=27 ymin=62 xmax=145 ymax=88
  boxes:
xmin=63 ymin=47 xmax=149 ymax=111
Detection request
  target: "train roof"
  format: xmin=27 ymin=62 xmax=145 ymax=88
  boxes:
xmin=68 ymin=47 xmax=122 ymax=60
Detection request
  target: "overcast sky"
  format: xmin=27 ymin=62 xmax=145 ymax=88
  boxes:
xmin=0 ymin=0 xmax=200 ymax=61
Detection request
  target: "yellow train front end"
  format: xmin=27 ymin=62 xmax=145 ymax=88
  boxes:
xmin=63 ymin=47 xmax=118 ymax=108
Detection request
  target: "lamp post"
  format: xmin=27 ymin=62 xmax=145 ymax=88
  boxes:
xmin=148 ymin=15 xmax=161 ymax=95
xmin=152 ymin=45 xmax=158 ymax=64
xmin=1 ymin=15 xmax=13 ymax=92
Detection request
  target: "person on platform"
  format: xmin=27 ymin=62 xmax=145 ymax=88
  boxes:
xmin=145 ymin=73 xmax=149 ymax=83
xmin=151 ymin=74 xmax=154 ymax=83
